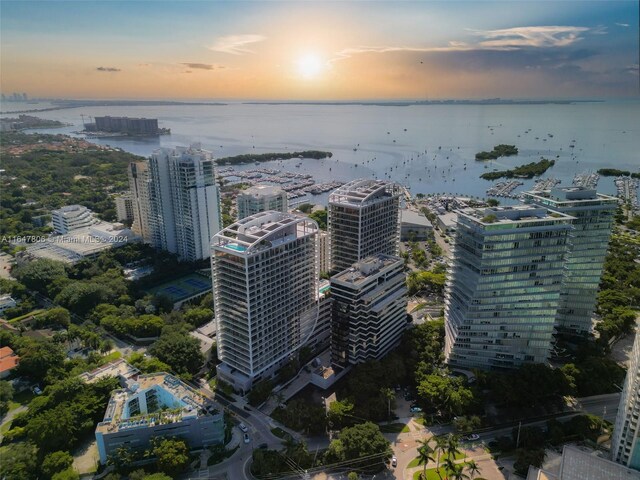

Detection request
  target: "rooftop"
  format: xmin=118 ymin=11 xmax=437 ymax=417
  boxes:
xmin=332 ymin=254 xmax=402 ymax=285
xmin=523 ymin=186 xmax=618 ymax=205
xmin=329 ymin=179 xmax=401 ymax=206
xmin=212 ymin=211 xmax=317 ymax=255
xmin=239 ymin=184 xmax=285 ymax=198
xmin=401 ymin=209 xmax=432 ymax=227
xmin=457 ymin=205 xmax=574 ymax=227
xmin=0 ymin=346 xmax=19 ymax=374
xmin=96 ymin=372 xmax=216 ymax=435
xmin=79 ymin=359 xmax=139 ymax=384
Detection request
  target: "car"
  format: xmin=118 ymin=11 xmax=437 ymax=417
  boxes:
xmin=238 ymin=423 xmax=248 ymax=433
xmin=32 ymin=386 xmax=42 ymax=395
xmin=410 ymin=406 xmax=422 ymax=413
xmin=243 ymin=433 xmax=250 ymax=444
xmin=462 ymin=433 xmax=480 ymax=441
xmin=391 ymin=456 xmax=397 ymax=467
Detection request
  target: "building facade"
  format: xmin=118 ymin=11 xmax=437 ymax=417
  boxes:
xmin=211 ymin=211 xmax=319 ymax=392
xmin=400 ymin=208 xmax=433 ymax=241
xmin=115 ymin=194 xmax=134 ymax=223
xmin=318 ymin=231 xmax=330 ymax=274
xmin=444 ymin=206 xmax=574 ymax=370
xmin=51 ymin=205 xmax=96 ymax=234
xmin=523 ymin=187 xmax=617 ymax=334
xmin=611 ymin=324 xmax=640 ymax=470
xmin=130 ymin=145 xmax=222 ymax=261
xmin=94 ymin=116 xmax=159 ymax=135
xmin=237 ymin=185 xmax=288 ymax=220
xmin=328 ymin=179 xmax=401 ymax=273
xmin=331 ymin=254 xmax=407 ymax=368
xmin=95 ymin=373 xmax=224 ymax=464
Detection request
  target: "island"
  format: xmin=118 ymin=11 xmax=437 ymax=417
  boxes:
xmin=480 ymin=158 xmax=555 ymax=180
xmin=475 ymin=144 xmax=519 ymax=161
xmin=598 ymin=168 xmax=640 ymax=179
xmin=216 ymin=150 xmax=333 ymax=165
xmin=0 ymin=114 xmax=67 ymax=131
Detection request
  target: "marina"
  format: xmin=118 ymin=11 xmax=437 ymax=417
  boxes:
xmin=486 ymin=180 xmax=524 ymax=198
xmin=217 ymin=167 xmax=344 ymax=200
xmin=615 ymin=176 xmax=640 ymax=208
xmin=531 ymin=177 xmax=561 ymax=192
xmin=573 ymin=172 xmax=600 ymax=189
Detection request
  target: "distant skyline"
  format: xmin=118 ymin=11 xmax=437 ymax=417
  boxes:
xmin=1 ymin=1 xmax=638 ymax=100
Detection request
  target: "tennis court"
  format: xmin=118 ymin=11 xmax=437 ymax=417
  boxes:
xmin=145 ymin=273 xmax=212 ymax=304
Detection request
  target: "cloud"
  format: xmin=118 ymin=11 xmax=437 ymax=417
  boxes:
xmin=181 ymin=63 xmax=225 ymax=70
xmin=470 ymin=26 xmax=590 ymax=48
xmin=208 ymin=34 xmax=266 ymax=55
xmin=96 ymin=66 xmax=121 ymax=72
xmin=616 ymin=23 xmax=630 ymax=27
xmin=331 ymin=25 xmax=595 ymax=63
xmin=138 ymin=63 xmax=152 ymax=68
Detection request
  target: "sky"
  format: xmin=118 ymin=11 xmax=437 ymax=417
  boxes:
xmin=1 ymin=1 xmax=638 ymax=100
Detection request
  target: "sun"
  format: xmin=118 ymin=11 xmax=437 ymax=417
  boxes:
xmin=296 ymin=54 xmax=324 ymax=79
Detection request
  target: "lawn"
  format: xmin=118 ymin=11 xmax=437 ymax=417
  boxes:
xmin=439 ymin=451 xmax=467 ymax=462
xmin=99 ymin=351 xmax=122 ymax=364
xmin=413 ymin=466 xmax=449 ymax=480
xmin=380 ymin=423 xmax=410 ymax=433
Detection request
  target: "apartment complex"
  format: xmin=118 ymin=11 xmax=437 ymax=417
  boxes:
xmin=94 ymin=116 xmax=159 ymax=135
xmin=331 ymin=254 xmax=407 ymax=367
xmin=95 ymin=372 xmax=224 ymax=464
xmin=129 ymin=145 xmax=222 ymax=261
xmin=523 ymin=187 xmax=617 ymax=334
xmin=211 ymin=211 xmax=319 ymax=392
xmin=444 ymin=206 xmax=574 ymax=370
xmin=115 ymin=193 xmax=134 ymax=223
xmin=328 ymin=179 xmax=401 ymax=273
xmin=51 ymin=205 xmax=96 ymax=234
xmin=237 ymin=185 xmax=288 ymax=220
xmin=318 ymin=231 xmax=330 ymax=274
xmin=611 ymin=325 xmax=640 ymax=470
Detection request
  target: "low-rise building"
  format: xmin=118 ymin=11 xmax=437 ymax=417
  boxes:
xmin=95 ymin=372 xmax=224 ymax=464
xmin=527 ymin=445 xmax=640 ymax=480
xmin=0 ymin=295 xmax=17 ymax=316
xmin=24 ymin=222 xmax=139 ymax=264
xmin=400 ymin=209 xmax=433 ymax=241
xmin=436 ymin=212 xmax=457 ymax=234
xmin=0 ymin=346 xmax=19 ymax=379
xmin=115 ymin=194 xmax=135 ymax=223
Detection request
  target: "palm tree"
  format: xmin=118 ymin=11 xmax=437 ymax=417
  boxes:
xmin=416 ymin=438 xmax=436 ymax=480
xmin=433 ymin=435 xmax=449 ymax=480
xmin=444 ymin=457 xmax=458 ymax=478
xmin=445 ymin=433 xmax=461 ymax=462
xmin=449 ymin=463 xmax=470 ymax=480
xmin=465 ymin=460 xmax=481 ymax=479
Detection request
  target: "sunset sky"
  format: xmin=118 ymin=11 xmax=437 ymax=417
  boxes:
xmin=1 ymin=1 xmax=638 ymax=100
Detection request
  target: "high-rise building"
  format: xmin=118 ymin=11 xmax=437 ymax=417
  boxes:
xmin=237 ymin=185 xmax=288 ymax=220
xmin=128 ymin=161 xmax=152 ymax=239
xmin=51 ymin=205 xmax=97 ymax=234
xmin=211 ymin=211 xmax=319 ymax=392
xmin=611 ymin=325 xmax=640 ymax=470
xmin=523 ymin=187 xmax=617 ymax=334
xmin=129 ymin=145 xmax=222 ymax=261
xmin=331 ymin=254 xmax=407 ymax=367
xmin=115 ymin=193 xmax=134 ymax=223
xmin=328 ymin=179 xmax=401 ymax=273
xmin=318 ymin=231 xmax=330 ymax=274
xmin=444 ymin=205 xmax=574 ymax=370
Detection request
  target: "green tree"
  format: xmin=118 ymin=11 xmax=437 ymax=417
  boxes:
xmin=184 ymin=307 xmax=213 ymax=328
xmin=0 ymin=441 xmax=39 ymax=480
xmin=51 ymin=468 xmax=80 ymax=480
xmin=17 ymin=340 xmax=65 ymax=381
xmin=514 ymin=449 xmax=545 ymax=475
xmin=41 ymin=307 xmax=71 ymax=328
xmin=13 ymin=259 xmax=67 ymax=295
xmin=42 ymin=451 xmax=74 ymax=478
xmin=465 ymin=459 xmax=481 ymax=479
xmin=327 ymin=399 xmax=355 ymax=429
xmin=324 ymin=422 xmax=392 ymax=473
xmin=0 ymin=379 xmax=14 ymax=416
xmin=417 ymin=374 xmax=474 ymax=417
xmin=54 ymin=282 xmax=111 ymax=316
xmin=148 ymin=328 xmax=203 ymax=375
xmin=309 ymin=209 xmax=328 ymax=230
xmin=25 ymin=405 xmax=77 ymax=453
xmin=152 ymin=438 xmax=191 ymax=477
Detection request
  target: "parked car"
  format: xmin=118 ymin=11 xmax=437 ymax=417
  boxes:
xmin=462 ymin=433 xmax=480 ymax=441
xmin=410 ymin=405 xmax=422 ymax=413
xmin=391 ymin=456 xmax=397 ymax=467
xmin=243 ymin=433 xmax=250 ymax=444
xmin=32 ymin=386 xmax=42 ymax=395
xmin=238 ymin=423 xmax=248 ymax=433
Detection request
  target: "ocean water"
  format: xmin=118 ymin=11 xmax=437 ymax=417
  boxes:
xmin=6 ymin=101 xmax=639 ymax=204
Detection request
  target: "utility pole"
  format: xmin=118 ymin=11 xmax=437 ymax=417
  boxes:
xmin=515 ymin=421 xmax=522 ymax=448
